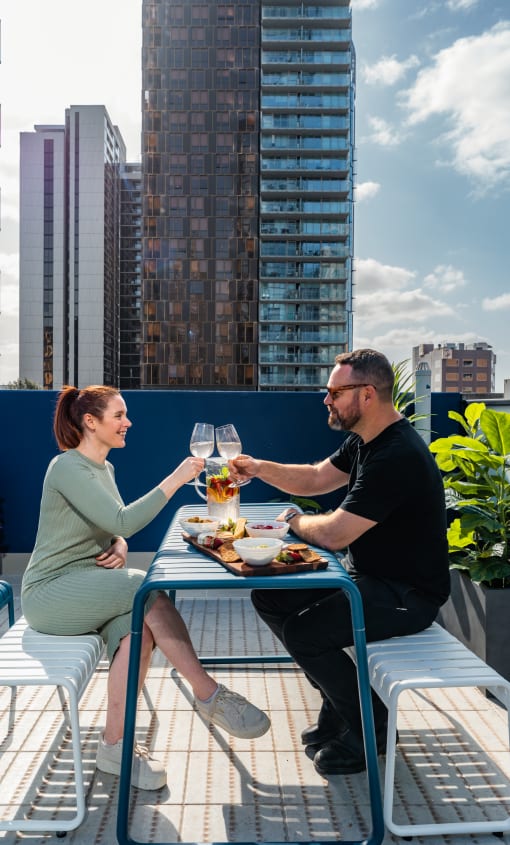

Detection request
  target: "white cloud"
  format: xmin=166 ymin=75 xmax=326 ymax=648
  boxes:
xmin=0 ymin=253 xmax=20 ymax=281
xmin=354 ymin=257 xmax=456 ymax=330
xmin=363 ymin=55 xmax=420 ymax=86
xmin=365 ymin=115 xmax=405 ymax=146
xmin=356 ymin=287 xmax=456 ymax=328
xmin=355 ymin=257 xmax=416 ymax=292
xmin=423 ymin=264 xmax=467 ymax=293
xmin=401 ymin=23 xmax=510 ymax=190
xmin=351 ymin=0 xmax=381 ymax=9
xmin=355 ymin=181 xmax=381 ymax=202
xmin=482 ymin=292 xmax=510 ymax=311
xmin=447 ymin=0 xmax=479 ymax=10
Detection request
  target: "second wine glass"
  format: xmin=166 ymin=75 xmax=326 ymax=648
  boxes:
xmin=215 ymin=424 xmax=251 ymax=487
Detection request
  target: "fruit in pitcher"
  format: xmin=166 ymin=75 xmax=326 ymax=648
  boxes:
xmin=206 ymin=466 xmax=236 ymax=502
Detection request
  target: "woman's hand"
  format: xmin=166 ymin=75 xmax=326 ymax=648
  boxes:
xmin=158 ymin=456 xmax=205 ymax=500
xmin=95 ymin=536 xmax=128 ymax=569
xmin=174 ymin=456 xmax=205 ymax=486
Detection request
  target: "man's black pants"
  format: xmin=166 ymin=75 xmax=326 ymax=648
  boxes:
xmin=252 ymin=575 xmax=439 ymax=738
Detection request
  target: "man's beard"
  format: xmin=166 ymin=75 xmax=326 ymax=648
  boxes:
xmin=327 ymin=405 xmax=361 ymax=433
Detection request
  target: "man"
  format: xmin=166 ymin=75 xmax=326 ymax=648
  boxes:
xmin=231 ymin=349 xmax=450 ymax=776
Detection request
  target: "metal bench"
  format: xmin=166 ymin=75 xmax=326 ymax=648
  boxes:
xmin=347 ymin=621 xmax=510 ymax=838
xmin=0 ymin=611 xmax=104 ymax=834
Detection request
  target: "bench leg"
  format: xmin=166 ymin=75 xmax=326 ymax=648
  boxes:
xmin=0 ymin=682 xmax=87 ymax=833
xmin=382 ymin=685 xmax=510 ymax=838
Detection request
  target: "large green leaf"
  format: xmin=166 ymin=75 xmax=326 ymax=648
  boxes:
xmin=430 ymin=402 xmax=510 ymax=587
xmin=480 ymin=408 xmax=510 ymax=455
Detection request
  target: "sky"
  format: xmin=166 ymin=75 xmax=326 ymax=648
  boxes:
xmin=1 ymin=0 xmax=509 ymax=388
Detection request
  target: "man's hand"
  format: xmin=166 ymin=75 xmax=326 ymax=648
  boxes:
xmin=95 ymin=536 xmax=128 ymax=569
xmin=229 ymin=454 xmax=260 ymax=482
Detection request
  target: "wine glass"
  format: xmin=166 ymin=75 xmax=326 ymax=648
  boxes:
xmin=215 ymin=424 xmax=251 ymax=487
xmin=190 ymin=423 xmax=215 ymax=458
xmin=186 ymin=423 xmax=214 ymax=485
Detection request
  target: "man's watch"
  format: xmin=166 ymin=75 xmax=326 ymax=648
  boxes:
xmin=285 ymin=511 xmax=299 ymax=523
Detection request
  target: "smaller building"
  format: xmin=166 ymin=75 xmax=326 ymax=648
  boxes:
xmin=413 ymin=342 xmax=496 ymax=394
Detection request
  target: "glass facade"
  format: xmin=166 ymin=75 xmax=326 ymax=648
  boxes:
xmin=259 ymin=0 xmax=353 ymax=390
xmin=120 ymin=164 xmax=142 ymax=389
xmin=141 ymin=0 xmax=354 ymax=390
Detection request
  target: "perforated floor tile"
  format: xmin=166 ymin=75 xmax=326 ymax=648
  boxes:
xmin=0 ymin=581 xmax=509 ymax=844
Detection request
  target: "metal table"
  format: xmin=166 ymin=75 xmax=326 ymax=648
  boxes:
xmin=117 ymin=504 xmax=384 ymax=845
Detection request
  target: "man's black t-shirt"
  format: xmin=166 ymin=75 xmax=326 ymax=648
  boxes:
xmin=330 ymin=417 xmax=450 ymax=605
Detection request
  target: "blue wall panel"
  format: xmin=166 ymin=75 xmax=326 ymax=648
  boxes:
xmin=2 ymin=390 xmax=344 ymax=554
xmin=0 ymin=389 xmax=463 ymax=555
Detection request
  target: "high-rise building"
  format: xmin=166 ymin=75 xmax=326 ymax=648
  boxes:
xmin=141 ymin=0 xmax=354 ymax=390
xmin=19 ymin=105 xmax=126 ymax=389
xmin=119 ymin=163 xmax=142 ymax=389
xmin=413 ymin=342 xmax=496 ymax=394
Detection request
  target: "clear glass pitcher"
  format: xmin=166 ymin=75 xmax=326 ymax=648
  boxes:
xmin=194 ymin=457 xmax=240 ymax=524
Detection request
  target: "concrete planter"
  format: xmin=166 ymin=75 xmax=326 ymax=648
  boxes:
xmin=437 ymin=568 xmax=510 ymax=682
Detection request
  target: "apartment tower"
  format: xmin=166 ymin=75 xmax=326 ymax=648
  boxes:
xmin=141 ymin=0 xmax=354 ymax=390
xmin=19 ymin=105 xmax=126 ymax=388
xmin=413 ymin=342 xmax=496 ymax=394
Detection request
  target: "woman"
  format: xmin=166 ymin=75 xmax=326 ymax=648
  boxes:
xmin=22 ymin=385 xmax=269 ymax=791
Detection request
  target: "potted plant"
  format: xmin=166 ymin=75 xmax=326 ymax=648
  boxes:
xmin=429 ymin=402 xmax=510 ymax=680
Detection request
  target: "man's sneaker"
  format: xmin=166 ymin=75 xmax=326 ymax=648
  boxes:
xmin=96 ymin=736 xmax=167 ymax=790
xmin=195 ymin=684 xmax=270 ymax=739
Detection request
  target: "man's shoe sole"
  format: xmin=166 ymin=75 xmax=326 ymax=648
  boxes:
xmin=313 ymin=756 xmax=367 ymax=776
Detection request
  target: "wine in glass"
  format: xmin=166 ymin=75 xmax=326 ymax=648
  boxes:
xmin=190 ymin=423 xmax=215 ymax=458
xmin=187 ymin=423 xmax=215 ymax=485
xmin=215 ymin=424 xmax=251 ymax=487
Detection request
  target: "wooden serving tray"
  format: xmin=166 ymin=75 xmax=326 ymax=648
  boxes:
xmin=183 ymin=534 xmax=329 ymax=577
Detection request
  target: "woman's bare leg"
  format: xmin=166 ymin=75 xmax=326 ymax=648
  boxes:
xmin=104 ymin=627 xmax=154 ymax=744
xmin=144 ymin=593 xmax=217 ymax=700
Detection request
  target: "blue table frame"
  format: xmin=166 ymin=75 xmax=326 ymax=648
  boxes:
xmin=117 ymin=504 xmax=384 ymax=845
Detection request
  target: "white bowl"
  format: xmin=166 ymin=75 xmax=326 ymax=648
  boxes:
xmin=245 ymin=520 xmax=290 ymax=540
xmin=233 ymin=537 xmax=284 ymax=566
xmin=180 ymin=517 xmax=220 ymax=537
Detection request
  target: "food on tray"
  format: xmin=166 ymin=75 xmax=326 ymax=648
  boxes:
xmin=186 ymin=516 xmax=216 ymax=524
xmin=218 ymin=542 xmax=242 ymax=563
xmin=275 ymin=543 xmax=322 ymax=564
xmin=197 ymin=533 xmax=224 ymax=549
xmin=251 ymin=524 xmax=279 ymax=530
xmin=217 ymin=516 xmax=247 ymax=540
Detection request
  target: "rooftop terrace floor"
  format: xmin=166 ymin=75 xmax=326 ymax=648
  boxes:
xmin=1 ymin=575 xmax=510 ymax=845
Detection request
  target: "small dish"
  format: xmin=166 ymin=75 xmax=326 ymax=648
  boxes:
xmin=245 ymin=520 xmax=290 ymax=540
xmin=232 ymin=536 xmax=284 ymax=566
xmin=180 ymin=517 xmax=220 ymax=537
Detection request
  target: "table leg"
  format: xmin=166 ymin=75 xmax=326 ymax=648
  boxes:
xmin=117 ymin=580 xmax=385 ymax=845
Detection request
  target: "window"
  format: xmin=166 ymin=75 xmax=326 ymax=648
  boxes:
xmin=191 ymin=197 xmax=205 ymax=213
xmin=216 ymin=154 xmax=230 ymax=172
xmin=216 ymin=133 xmax=233 ymax=152
xmin=191 ymin=133 xmax=208 ymax=152
xmin=191 ymin=90 xmax=208 ymax=110
xmin=191 ymin=218 xmax=208 ymax=236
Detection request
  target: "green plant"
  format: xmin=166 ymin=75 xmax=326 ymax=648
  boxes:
xmin=429 ymin=402 xmax=510 ymax=587
xmin=392 ymin=359 xmax=429 ymax=425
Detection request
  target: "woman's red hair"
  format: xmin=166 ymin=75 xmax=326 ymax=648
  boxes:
xmin=53 ymin=385 xmax=120 ymax=450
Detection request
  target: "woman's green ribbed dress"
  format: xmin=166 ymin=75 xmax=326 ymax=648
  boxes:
xmin=22 ymin=449 xmax=168 ymax=661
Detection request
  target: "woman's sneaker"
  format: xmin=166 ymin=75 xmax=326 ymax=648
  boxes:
xmin=96 ymin=736 xmax=167 ymax=790
xmin=195 ymin=684 xmax=270 ymax=739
